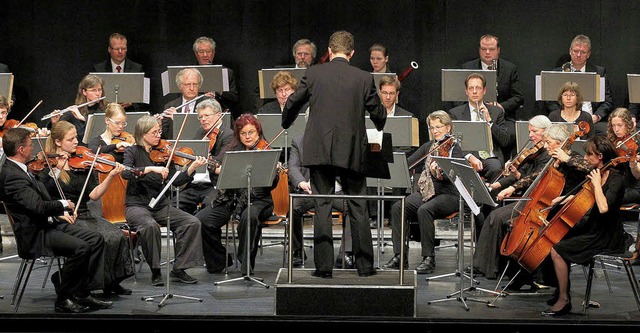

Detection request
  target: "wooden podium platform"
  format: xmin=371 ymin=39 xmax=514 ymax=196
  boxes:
xmin=274 ymin=268 xmax=417 ymax=317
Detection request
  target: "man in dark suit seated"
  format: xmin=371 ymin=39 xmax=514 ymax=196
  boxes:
xmin=193 ymin=36 xmax=239 ymax=119
xmin=545 ymin=34 xmax=614 ymax=137
xmin=93 ymin=33 xmax=145 ymax=111
xmin=448 ymin=73 xmax=510 ymax=183
xmin=0 ymin=128 xmax=112 ymax=313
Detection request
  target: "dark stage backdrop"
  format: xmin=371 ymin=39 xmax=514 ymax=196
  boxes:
xmin=1 ymin=0 xmax=639 ymax=144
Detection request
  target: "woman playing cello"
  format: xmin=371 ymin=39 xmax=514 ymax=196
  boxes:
xmin=544 ymin=136 xmax=631 ymax=316
xmin=40 ymin=120 xmax=134 ymax=296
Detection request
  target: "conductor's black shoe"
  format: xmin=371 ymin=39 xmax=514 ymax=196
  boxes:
xmin=416 ymin=256 xmax=436 ymax=274
xmin=311 ymin=270 xmax=332 ymax=278
xmin=54 ymin=298 xmax=91 ymax=313
xmin=382 ymin=254 xmax=408 ymax=269
xmin=292 ymin=250 xmax=307 ymax=267
xmin=170 ymin=269 xmax=198 ymax=284
xmin=74 ymin=294 xmax=113 ymax=309
xmin=151 ymin=274 xmax=164 ymax=286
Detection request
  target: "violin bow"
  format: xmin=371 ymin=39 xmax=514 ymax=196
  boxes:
xmin=74 ymin=145 xmax=102 ymax=216
xmin=265 ymin=128 xmax=286 ymax=149
xmin=17 ymin=100 xmax=43 ymax=127
xmin=164 ymin=96 xmax=206 ymax=170
xmin=33 ymin=130 xmax=67 ymax=201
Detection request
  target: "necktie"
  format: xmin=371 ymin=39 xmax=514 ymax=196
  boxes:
xmin=184 ymin=103 xmax=190 ymax=113
xmin=116 ymin=65 xmax=122 ymax=73
xmin=474 ymin=108 xmax=490 ymax=159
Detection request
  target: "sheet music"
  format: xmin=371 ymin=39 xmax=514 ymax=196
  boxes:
xmin=453 ymin=177 xmax=480 ymax=215
xmin=367 ymin=128 xmax=384 ymax=147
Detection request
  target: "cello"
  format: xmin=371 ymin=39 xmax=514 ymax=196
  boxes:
xmin=516 ymin=155 xmax=631 ymax=272
xmin=500 ymin=121 xmax=589 ymax=264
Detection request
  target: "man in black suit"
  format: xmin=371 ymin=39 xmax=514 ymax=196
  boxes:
xmin=0 ymin=128 xmax=112 ymax=313
xmin=545 ymin=34 xmax=614 ymax=137
xmin=460 ymin=35 xmax=524 ymax=159
xmin=93 ymin=33 xmax=145 ymax=111
xmin=448 ymin=73 xmax=510 ymax=183
xmin=282 ymin=30 xmax=386 ymax=278
xmin=193 ymin=36 xmax=239 ymax=119
xmin=160 ymin=67 xmax=212 ymax=139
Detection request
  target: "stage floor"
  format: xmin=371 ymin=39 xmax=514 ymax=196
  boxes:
xmin=1 ymin=216 xmax=640 ymax=332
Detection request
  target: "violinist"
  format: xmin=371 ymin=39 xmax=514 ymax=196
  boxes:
xmin=383 ymin=111 xmax=463 ymax=274
xmin=121 ymin=115 xmax=206 ymax=286
xmin=545 ymin=136 xmax=631 ymax=316
xmin=473 ymin=115 xmax=552 ymax=281
xmin=196 ymin=113 xmax=278 ymax=275
xmin=87 ymin=103 xmax=132 ymax=162
xmin=48 ymin=74 xmax=107 ymax=143
xmin=606 ymin=108 xmax=640 ymax=208
xmin=257 ymin=70 xmax=305 ymax=114
xmin=547 ymin=81 xmax=594 ymax=139
xmin=176 ymin=98 xmax=233 ymax=216
xmin=40 ymin=120 xmax=134 ymax=297
xmin=0 ymin=95 xmax=49 ymax=153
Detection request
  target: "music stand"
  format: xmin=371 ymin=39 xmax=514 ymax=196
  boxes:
xmin=0 ymin=73 xmax=14 ymax=102
xmin=441 ymin=69 xmax=497 ymax=103
xmin=427 ymin=157 xmax=498 ymax=310
xmin=451 ymin=121 xmax=493 ymax=153
xmin=89 ymin=72 xmax=150 ymax=105
xmin=256 ymin=113 xmax=306 ymax=149
xmin=628 ymin=74 xmax=640 ymax=103
xmin=365 ymin=116 xmax=419 ymax=148
xmin=162 ymin=65 xmax=230 ymax=96
xmin=213 ymin=149 xmax=282 ymax=288
xmin=142 ymin=171 xmax=203 ymax=307
xmin=515 ymin=121 xmax=578 ymax=152
xmin=536 ymin=71 xmax=603 ymax=102
xmin=366 ymin=152 xmax=412 ymax=267
xmin=83 ymin=112 xmax=149 ymax=144
xmin=171 ymin=112 xmax=232 ymax=140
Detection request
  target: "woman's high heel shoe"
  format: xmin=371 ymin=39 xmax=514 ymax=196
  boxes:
xmin=541 ymin=299 xmax=572 ymax=316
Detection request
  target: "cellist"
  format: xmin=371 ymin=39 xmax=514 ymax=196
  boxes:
xmin=544 ymin=136 xmax=631 ymax=316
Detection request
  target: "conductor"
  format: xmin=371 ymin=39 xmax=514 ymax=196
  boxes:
xmin=282 ymin=30 xmax=386 ymax=278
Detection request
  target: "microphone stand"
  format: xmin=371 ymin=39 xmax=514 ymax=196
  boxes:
xmin=142 ymin=170 xmax=203 ymax=307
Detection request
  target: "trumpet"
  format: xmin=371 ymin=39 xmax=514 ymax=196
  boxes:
xmin=41 ymin=96 xmax=107 ymax=120
xmin=397 ymin=61 xmax=419 ymax=82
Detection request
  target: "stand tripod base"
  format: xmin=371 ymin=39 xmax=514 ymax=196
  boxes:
xmin=142 ymin=292 xmax=203 ymax=308
xmin=214 ymin=275 xmax=270 ymax=288
xmin=425 ymin=270 xmax=480 ymax=284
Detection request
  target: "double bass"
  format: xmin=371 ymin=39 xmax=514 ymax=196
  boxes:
xmin=500 ymin=121 xmax=589 ymax=266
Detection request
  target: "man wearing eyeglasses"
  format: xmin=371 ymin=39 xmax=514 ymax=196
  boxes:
xmin=545 ymin=34 xmax=614 ymax=137
xmin=192 ymin=36 xmax=239 ymax=120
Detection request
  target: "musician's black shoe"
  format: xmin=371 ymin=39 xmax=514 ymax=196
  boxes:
xmin=382 ymin=254 xmax=408 ymax=269
xmin=74 ymin=294 xmax=114 ymax=310
xmin=311 ymin=270 xmax=332 ymax=278
xmin=463 ymin=266 xmax=484 ymax=276
xmin=54 ymin=298 xmax=91 ymax=313
xmin=292 ymin=250 xmax=307 ymax=268
xmin=170 ymin=269 xmax=198 ymax=284
xmin=416 ymin=256 xmax=436 ymax=274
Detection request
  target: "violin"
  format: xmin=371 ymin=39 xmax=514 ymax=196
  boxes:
xmin=408 ymin=134 xmax=455 ymax=170
xmin=26 ymin=152 xmax=60 ymax=175
xmin=69 ymin=146 xmax=142 ymax=176
xmin=0 ymin=119 xmax=39 ymax=137
xmin=149 ymin=139 xmax=217 ymax=168
xmin=614 ymin=131 xmax=639 ymax=158
xmin=503 ymin=140 xmax=545 ymax=176
xmin=206 ymin=127 xmax=220 ymax=151
xmin=111 ymin=131 xmax=135 ymax=153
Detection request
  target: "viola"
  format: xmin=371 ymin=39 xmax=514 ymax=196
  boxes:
xmin=69 ymin=146 xmax=142 ymax=176
xmin=149 ymin=139 xmax=217 ymax=168
xmin=26 ymin=152 xmax=60 ymax=175
xmin=111 ymin=131 xmax=135 ymax=153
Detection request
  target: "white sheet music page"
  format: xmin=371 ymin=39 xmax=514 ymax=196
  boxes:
xmin=453 ymin=177 xmax=480 ymax=215
xmin=366 ymin=128 xmax=383 ymax=147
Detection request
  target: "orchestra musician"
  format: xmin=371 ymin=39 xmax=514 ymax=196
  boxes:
xmin=369 ymin=43 xmax=392 ymax=73
xmin=121 ymin=115 xmax=206 ymax=286
xmin=48 ymin=74 xmax=107 ymax=143
xmin=548 ymin=81 xmax=594 ymax=139
xmin=0 ymin=127 xmax=110 ymax=313
xmin=544 ymin=136 xmax=631 ymax=316
xmin=41 ymin=120 xmax=134 ymax=296
xmin=257 ymin=71 xmax=307 ymax=114
xmin=87 ymin=103 xmax=132 ymax=162
xmin=472 ymin=115 xmax=552 ymax=281
xmin=383 ymin=111 xmax=463 ymax=274
xmin=197 ymin=113 xmax=278 ymax=275
xmin=607 ymin=108 xmax=640 ymax=208
xmin=292 ymin=38 xmax=317 ymax=69
xmin=282 ymin=30 xmax=386 ymax=278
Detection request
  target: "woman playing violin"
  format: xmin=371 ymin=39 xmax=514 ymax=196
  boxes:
xmin=545 ymin=136 xmax=631 ymax=316
xmin=607 ymin=108 xmax=640 ymax=208
xmin=49 ymin=74 xmax=107 ymax=142
xmin=548 ymin=81 xmax=594 ymax=139
xmin=383 ymin=111 xmax=463 ymax=274
xmin=40 ymin=120 xmax=134 ymax=296
xmin=121 ymin=115 xmax=207 ymax=286
xmin=87 ymin=103 xmax=132 ymax=162
xmin=196 ymin=113 xmax=278 ymax=274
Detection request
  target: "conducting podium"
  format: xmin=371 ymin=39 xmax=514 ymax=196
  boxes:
xmin=441 ymin=69 xmax=497 ymax=103
xmin=536 ymin=70 xmax=603 ymax=102
xmin=90 ymin=72 xmax=150 ymax=105
xmin=258 ymin=68 xmax=305 ymax=99
xmin=162 ymin=65 xmax=230 ymax=96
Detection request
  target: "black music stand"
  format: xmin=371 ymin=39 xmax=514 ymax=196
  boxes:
xmin=213 ymin=149 xmax=281 ymax=288
xmin=427 ymin=157 xmax=498 ymax=310
xmin=366 ymin=152 xmax=411 ymax=267
xmin=142 ymin=171 xmax=203 ymax=307
xmin=89 ymin=72 xmax=149 ymax=105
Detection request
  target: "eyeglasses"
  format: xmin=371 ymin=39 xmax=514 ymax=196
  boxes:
xmin=571 ymin=49 xmax=589 ymax=56
xmin=197 ymin=50 xmax=213 ymax=55
xmin=109 ymin=47 xmax=127 ymax=52
xmin=108 ymin=118 xmax=127 ymax=127
xmin=0 ymin=111 xmax=8 ymax=117
xmin=380 ymin=91 xmax=397 ymax=97
xmin=240 ymin=130 xmax=257 ymax=137
xmin=197 ymin=113 xmax=217 ymax=120
xmin=428 ymin=125 xmax=447 ymax=131
xmin=562 ymin=93 xmax=576 ymax=98
xmin=147 ymin=130 xmax=162 ymax=137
